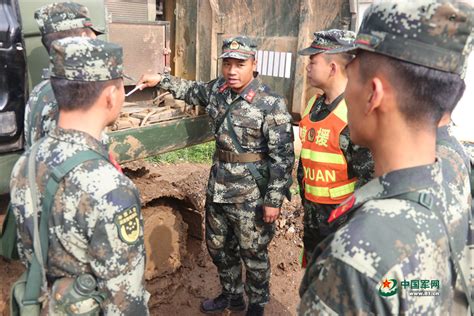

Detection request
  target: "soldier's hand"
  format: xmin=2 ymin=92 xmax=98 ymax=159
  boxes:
xmin=136 ymin=74 xmax=162 ymax=89
xmin=263 ymin=206 xmax=280 ymax=223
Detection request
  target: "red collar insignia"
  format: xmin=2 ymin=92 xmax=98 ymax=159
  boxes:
xmin=328 ymin=195 xmax=355 ymax=223
xmin=109 ymin=152 xmax=123 ymax=173
xmin=218 ymin=83 xmax=229 ymax=93
xmin=245 ymin=89 xmax=256 ymax=102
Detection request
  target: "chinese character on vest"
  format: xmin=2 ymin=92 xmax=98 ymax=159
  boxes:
xmin=299 ymin=96 xmax=357 ymax=204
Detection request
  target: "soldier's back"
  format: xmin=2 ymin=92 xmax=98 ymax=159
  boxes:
xmin=24 ymin=79 xmax=58 ymax=148
xmin=12 ymin=127 xmax=142 ymax=271
xmin=299 ymin=162 xmax=470 ymax=315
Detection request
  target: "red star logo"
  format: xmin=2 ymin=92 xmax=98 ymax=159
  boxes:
xmin=382 ymin=279 xmax=391 ymax=289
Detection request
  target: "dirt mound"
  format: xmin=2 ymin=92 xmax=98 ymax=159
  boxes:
xmin=143 ymin=203 xmax=188 ymax=280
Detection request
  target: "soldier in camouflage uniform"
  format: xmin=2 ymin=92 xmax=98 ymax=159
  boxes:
xmin=10 ymin=37 xmax=149 ymax=314
xmin=137 ymin=36 xmax=294 ymax=316
xmin=299 ymin=0 xmax=473 ymax=314
xmin=24 ymin=2 xmax=102 ymax=148
xmin=296 ymin=30 xmax=374 ymax=265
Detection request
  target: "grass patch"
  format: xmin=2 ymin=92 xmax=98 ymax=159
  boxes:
xmin=147 ymin=141 xmax=215 ymax=164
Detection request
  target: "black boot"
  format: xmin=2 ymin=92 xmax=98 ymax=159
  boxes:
xmin=246 ymin=304 xmax=264 ymax=316
xmin=229 ymin=295 xmax=246 ymax=312
xmin=200 ymin=293 xmax=246 ymax=314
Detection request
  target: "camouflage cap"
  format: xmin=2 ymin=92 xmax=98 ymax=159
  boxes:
xmin=50 ymin=37 xmax=123 ymax=81
xmin=219 ymin=36 xmax=257 ymax=60
xmin=34 ymin=2 xmax=103 ymax=36
xmin=298 ymin=29 xmax=356 ymax=56
xmin=335 ymin=0 xmax=474 ymax=75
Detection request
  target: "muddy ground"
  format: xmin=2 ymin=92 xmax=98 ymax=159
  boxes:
xmin=0 ymin=161 xmax=304 ymax=316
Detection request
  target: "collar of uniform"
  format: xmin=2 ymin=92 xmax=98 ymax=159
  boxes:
xmin=355 ymin=162 xmax=441 ymax=205
xmin=239 ymin=77 xmax=261 ymax=103
xmin=329 ymin=161 xmax=441 ymax=223
xmin=436 ymin=123 xmax=456 ymax=143
xmin=49 ymin=127 xmax=109 ymax=159
xmin=323 ymin=93 xmax=344 ymax=112
xmin=218 ymin=81 xmax=229 ymax=93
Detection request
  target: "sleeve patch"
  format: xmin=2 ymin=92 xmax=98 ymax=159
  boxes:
xmin=114 ymin=206 xmax=140 ymax=244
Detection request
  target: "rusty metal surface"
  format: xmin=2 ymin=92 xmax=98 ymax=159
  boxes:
xmin=108 ymin=22 xmax=170 ymax=85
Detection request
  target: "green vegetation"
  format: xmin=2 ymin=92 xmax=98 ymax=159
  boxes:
xmin=147 ymin=141 xmax=215 ymax=164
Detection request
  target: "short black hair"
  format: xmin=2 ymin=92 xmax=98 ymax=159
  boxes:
xmin=358 ymin=51 xmax=465 ymax=127
xmin=50 ymin=77 xmax=122 ymax=112
xmin=42 ymin=28 xmax=94 ymax=53
xmin=323 ymin=53 xmax=353 ymax=74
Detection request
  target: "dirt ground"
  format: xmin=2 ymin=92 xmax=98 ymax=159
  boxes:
xmin=0 ymin=161 xmax=305 ymax=316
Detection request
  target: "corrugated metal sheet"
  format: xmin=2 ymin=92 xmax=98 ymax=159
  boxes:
xmin=106 ymin=0 xmax=148 ymax=22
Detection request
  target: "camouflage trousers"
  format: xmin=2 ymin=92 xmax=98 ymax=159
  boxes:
xmin=205 ymin=199 xmax=275 ymax=305
xmin=302 ymin=198 xmax=338 ymax=263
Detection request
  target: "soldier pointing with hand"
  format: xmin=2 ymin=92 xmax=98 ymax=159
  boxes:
xmin=137 ymin=36 xmax=294 ymax=316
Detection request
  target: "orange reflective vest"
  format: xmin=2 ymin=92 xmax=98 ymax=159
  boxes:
xmin=299 ymin=95 xmax=357 ymax=204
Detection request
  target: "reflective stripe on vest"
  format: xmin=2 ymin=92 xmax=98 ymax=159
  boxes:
xmin=299 ymin=97 xmax=356 ymax=204
xmin=300 ymin=149 xmax=345 ymax=164
xmin=302 ymin=95 xmax=319 ymax=118
xmin=304 ymin=180 xmax=356 ymax=199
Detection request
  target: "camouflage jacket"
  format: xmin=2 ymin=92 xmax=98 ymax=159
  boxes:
xmin=24 ymin=77 xmax=58 ymax=149
xmin=299 ymin=161 xmax=470 ymax=315
xmin=159 ymin=74 xmax=295 ymax=207
xmin=10 ymin=128 xmax=149 ymax=315
xmin=462 ymin=141 xmax=474 ymax=163
xmin=297 ymin=94 xmax=374 ymax=201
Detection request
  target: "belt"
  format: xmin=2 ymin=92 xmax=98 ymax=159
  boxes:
xmin=216 ymin=149 xmax=266 ymax=163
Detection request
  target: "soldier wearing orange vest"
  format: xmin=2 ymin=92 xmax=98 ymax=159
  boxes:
xmin=297 ymin=30 xmax=374 ymax=264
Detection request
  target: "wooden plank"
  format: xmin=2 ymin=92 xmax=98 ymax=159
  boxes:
xmin=174 ymin=0 xmax=198 ymax=79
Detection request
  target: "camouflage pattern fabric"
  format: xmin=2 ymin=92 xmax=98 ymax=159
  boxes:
xmin=24 ymin=79 xmax=57 ymax=149
xmin=219 ymin=36 xmax=257 ymax=60
xmin=50 ymin=37 xmax=123 ymax=81
xmin=334 ymin=0 xmax=474 ymax=76
xmin=296 ymin=94 xmax=374 ymax=260
xmin=436 ymin=124 xmax=473 ymax=309
xmin=159 ymin=72 xmax=293 ymax=307
xmin=205 ymin=199 xmax=275 ymax=305
xmin=299 ymin=161 xmax=471 ymax=314
xmin=24 ymin=77 xmax=109 ymax=149
xmin=298 ymin=29 xmax=356 ymax=56
xmin=463 ymin=141 xmax=474 ymax=162
xmin=34 ymin=2 xmax=103 ymax=35
xmin=159 ymin=74 xmax=294 ymax=207
xmin=10 ymin=128 xmax=149 ymax=314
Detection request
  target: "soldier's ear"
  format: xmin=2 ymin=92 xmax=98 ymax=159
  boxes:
xmin=366 ymin=77 xmax=384 ymax=115
xmin=105 ymin=84 xmax=119 ymax=110
xmin=252 ymin=58 xmax=257 ymax=71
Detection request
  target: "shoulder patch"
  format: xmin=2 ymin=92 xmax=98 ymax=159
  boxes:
xmin=328 ymin=195 xmax=356 ymax=223
xmin=114 ymin=206 xmax=140 ymax=244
